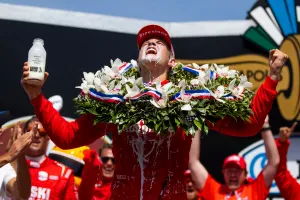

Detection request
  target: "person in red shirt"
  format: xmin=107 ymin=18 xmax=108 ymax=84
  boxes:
xmin=189 ymin=116 xmax=279 ymax=200
xmin=21 ymin=24 xmax=287 ymax=200
xmin=274 ymin=122 xmax=298 ymax=200
xmin=184 ymin=169 xmax=201 ymax=200
xmin=24 ymin=116 xmax=78 ymax=200
xmin=78 ymin=143 xmax=114 ymax=200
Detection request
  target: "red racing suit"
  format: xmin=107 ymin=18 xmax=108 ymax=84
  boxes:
xmin=31 ymin=76 xmax=278 ymax=200
xmin=26 ymin=156 xmax=78 ymax=200
xmin=275 ymin=139 xmax=300 ymax=200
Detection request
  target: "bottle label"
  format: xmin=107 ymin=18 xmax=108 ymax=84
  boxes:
xmin=29 ymin=55 xmax=44 ymax=73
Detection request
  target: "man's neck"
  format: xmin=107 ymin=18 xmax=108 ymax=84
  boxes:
xmin=25 ymin=155 xmax=46 ymax=163
xmin=140 ymin=64 xmax=168 ymax=83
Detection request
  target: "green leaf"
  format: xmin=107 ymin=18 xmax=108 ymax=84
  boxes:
xmin=193 ymin=119 xmax=202 ymax=130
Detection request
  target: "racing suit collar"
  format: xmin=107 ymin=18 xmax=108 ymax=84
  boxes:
xmin=26 ymin=155 xmax=47 ymax=168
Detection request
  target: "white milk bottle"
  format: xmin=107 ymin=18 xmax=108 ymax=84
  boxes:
xmin=27 ymin=38 xmax=46 ymax=85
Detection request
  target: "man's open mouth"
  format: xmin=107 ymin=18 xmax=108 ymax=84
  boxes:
xmin=146 ymin=47 xmax=157 ymax=55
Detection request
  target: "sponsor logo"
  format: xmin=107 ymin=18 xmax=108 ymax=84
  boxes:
xmin=38 ymin=171 xmax=48 ymax=181
xmin=116 ymin=175 xmax=127 ymax=180
xmin=49 ymin=175 xmax=59 ymax=180
xmin=29 ymin=186 xmax=51 ymax=200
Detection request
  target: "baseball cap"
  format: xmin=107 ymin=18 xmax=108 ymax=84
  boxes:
xmin=137 ymin=24 xmax=174 ymax=56
xmin=222 ymin=154 xmax=247 ymax=170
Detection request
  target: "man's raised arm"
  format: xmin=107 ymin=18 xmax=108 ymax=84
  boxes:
xmin=275 ymin=123 xmax=299 ymax=200
xmin=211 ymin=49 xmax=288 ymax=137
xmin=21 ymin=62 xmax=117 ymax=149
xmin=260 ymin=116 xmax=279 ymax=188
xmin=188 ymin=130 xmax=208 ymax=190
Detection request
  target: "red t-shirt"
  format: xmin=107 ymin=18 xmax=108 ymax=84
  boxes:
xmin=199 ymin=173 xmax=269 ymax=200
xmin=27 ymin=156 xmax=78 ymax=200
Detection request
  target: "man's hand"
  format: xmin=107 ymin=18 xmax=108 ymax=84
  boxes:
xmin=83 ymin=149 xmax=102 ymax=168
xmin=6 ymin=122 xmax=37 ymax=161
xmin=279 ymin=122 xmax=298 ymax=143
xmin=21 ymin=62 xmax=49 ymax=100
xmin=269 ymin=49 xmax=288 ymax=81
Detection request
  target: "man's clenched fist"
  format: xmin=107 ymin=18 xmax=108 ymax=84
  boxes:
xmin=269 ymin=49 xmax=289 ymax=81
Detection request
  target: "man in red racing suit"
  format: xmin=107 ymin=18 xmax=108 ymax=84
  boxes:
xmin=27 ymin=156 xmax=78 ymax=200
xmin=24 ymin=116 xmax=78 ymax=200
xmin=21 ymin=24 xmax=288 ymax=200
xmin=275 ymin=122 xmax=298 ymax=200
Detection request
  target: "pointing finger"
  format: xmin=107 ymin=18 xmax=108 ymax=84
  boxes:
xmin=290 ymin=122 xmax=298 ymax=133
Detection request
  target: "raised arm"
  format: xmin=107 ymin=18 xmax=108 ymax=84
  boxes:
xmin=78 ymin=150 xmax=101 ymax=200
xmin=188 ymin=130 xmax=208 ymax=190
xmin=211 ymin=49 xmax=288 ymax=137
xmin=31 ymin=94 xmax=116 ymax=149
xmin=275 ymin=123 xmax=299 ymax=200
xmin=5 ymin=123 xmax=36 ymax=199
xmin=7 ymin=155 xmax=32 ymax=199
xmin=261 ymin=116 xmax=279 ymax=188
xmin=21 ymin=62 xmax=117 ymax=149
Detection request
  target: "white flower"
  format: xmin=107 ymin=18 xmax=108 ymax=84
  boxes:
xmin=190 ymin=70 xmax=209 ymax=86
xmin=75 ymin=72 xmax=95 ymax=94
xmin=127 ymin=76 xmax=136 ymax=84
xmin=192 ymin=63 xmax=201 ymax=69
xmin=150 ymin=90 xmax=168 ymax=108
xmin=94 ymin=77 xmax=109 ymax=93
xmin=111 ymin=58 xmax=124 ymax=69
xmin=178 ymin=80 xmax=186 ymax=89
xmin=130 ymin=59 xmax=138 ymax=68
xmin=181 ymin=104 xmax=192 ymax=111
xmin=102 ymin=66 xmax=118 ymax=78
xmin=162 ymin=82 xmax=175 ymax=94
xmin=175 ymin=89 xmax=192 ymax=111
xmin=135 ymin=77 xmax=143 ymax=87
xmin=83 ymin=72 xmax=94 ymax=85
xmin=215 ymin=64 xmax=237 ymax=78
xmin=200 ymin=64 xmax=209 ymax=70
xmin=145 ymin=81 xmax=175 ymax=95
xmin=228 ymin=76 xmax=252 ymax=98
xmin=240 ymin=75 xmax=253 ymax=88
xmin=124 ymin=83 xmax=140 ymax=99
xmin=205 ymin=85 xmax=226 ymax=103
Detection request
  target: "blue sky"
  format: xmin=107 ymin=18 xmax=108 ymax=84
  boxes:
xmin=0 ymin=0 xmax=256 ymax=22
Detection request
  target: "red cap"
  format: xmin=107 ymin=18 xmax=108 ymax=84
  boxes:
xmin=137 ymin=24 xmax=174 ymax=56
xmin=223 ymin=154 xmax=247 ymax=170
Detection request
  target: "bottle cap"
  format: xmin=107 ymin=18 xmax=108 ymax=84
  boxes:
xmin=33 ymin=38 xmax=44 ymax=45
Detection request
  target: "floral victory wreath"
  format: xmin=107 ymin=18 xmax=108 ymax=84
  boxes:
xmin=74 ymin=58 xmax=254 ymax=136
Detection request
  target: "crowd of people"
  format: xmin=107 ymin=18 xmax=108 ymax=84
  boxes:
xmin=0 ymin=24 xmax=298 ymax=199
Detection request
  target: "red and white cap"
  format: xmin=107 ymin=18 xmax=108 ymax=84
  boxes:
xmin=222 ymin=154 xmax=247 ymax=170
xmin=137 ymin=24 xmax=174 ymax=56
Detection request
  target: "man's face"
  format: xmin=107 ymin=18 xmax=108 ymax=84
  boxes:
xmin=101 ymin=148 xmax=115 ymax=179
xmin=137 ymin=37 xmax=173 ymax=69
xmin=223 ymin=167 xmax=247 ymax=191
xmin=186 ymin=179 xmax=198 ymax=200
xmin=25 ymin=121 xmax=49 ymax=157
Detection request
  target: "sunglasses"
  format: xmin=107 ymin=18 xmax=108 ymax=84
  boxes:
xmin=101 ymin=157 xmax=115 ymax=164
xmin=26 ymin=127 xmax=47 ymax=136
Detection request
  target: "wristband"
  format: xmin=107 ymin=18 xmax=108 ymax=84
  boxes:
xmin=261 ymin=127 xmax=271 ymax=132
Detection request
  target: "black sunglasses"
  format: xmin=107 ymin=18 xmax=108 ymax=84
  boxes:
xmin=101 ymin=157 xmax=115 ymax=164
